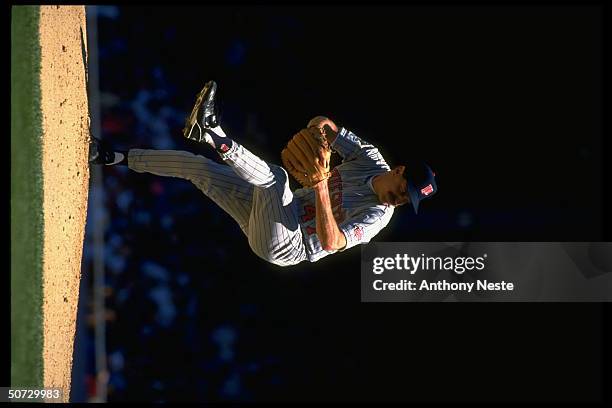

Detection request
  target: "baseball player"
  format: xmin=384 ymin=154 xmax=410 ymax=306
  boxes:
xmin=89 ymin=81 xmax=438 ymax=266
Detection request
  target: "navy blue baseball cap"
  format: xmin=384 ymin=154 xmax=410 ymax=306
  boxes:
xmin=406 ymin=163 xmax=438 ymax=214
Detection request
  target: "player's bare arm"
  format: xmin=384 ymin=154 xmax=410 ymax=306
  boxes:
xmin=313 ymin=179 xmax=347 ymax=251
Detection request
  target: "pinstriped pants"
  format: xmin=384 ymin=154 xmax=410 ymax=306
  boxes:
xmin=128 ymin=143 xmax=308 ymax=266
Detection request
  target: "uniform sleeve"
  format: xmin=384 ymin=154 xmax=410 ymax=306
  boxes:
xmin=337 ymin=206 xmax=394 ymax=252
xmin=331 ymin=128 xmax=389 ymax=169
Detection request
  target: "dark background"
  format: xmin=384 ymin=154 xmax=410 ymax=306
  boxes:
xmin=74 ymin=4 xmax=608 ymax=403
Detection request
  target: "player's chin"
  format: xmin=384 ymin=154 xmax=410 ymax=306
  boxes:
xmin=384 ymin=193 xmax=405 ymax=207
xmin=380 ymin=192 xmax=391 ymax=204
xmin=390 ymin=196 xmax=409 ymax=207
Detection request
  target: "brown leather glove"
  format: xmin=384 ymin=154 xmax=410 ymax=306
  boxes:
xmin=281 ymin=127 xmax=332 ymax=187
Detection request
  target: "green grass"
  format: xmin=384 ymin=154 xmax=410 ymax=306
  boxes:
xmin=11 ymin=5 xmax=44 ymax=388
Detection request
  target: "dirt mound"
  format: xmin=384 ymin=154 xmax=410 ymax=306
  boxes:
xmin=39 ymin=5 xmax=90 ymax=401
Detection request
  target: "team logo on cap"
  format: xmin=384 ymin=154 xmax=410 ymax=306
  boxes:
xmin=421 ymin=184 xmax=434 ymax=196
xmin=220 ymin=144 xmax=229 ymax=152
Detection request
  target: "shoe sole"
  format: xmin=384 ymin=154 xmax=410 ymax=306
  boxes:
xmin=183 ymin=82 xmax=212 ymax=141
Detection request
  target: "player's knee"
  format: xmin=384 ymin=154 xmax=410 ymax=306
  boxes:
xmin=269 ymin=165 xmax=293 ymax=206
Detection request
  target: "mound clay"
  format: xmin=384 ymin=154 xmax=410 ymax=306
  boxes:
xmin=39 ymin=5 xmax=90 ymax=401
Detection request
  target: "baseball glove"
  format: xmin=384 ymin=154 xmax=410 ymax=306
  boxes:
xmin=281 ymin=127 xmax=332 ymax=187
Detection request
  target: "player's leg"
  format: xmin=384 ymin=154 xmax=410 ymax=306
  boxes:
xmin=129 ymin=148 xmax=306 ymax=266
xmin=183 ymin=81 xmax=279 ymax=188
xmin=128 ymin=148 xmax=254 ymax=234
xmin=196 ymin=135 xmax=308 ymax=265
xmin=247 ymin=164 xmax=308 ymax=266
xmin=182 ymin=81 xmax=308 ymax=265
xmin=219 ymin=141 xmax=284 ymax=188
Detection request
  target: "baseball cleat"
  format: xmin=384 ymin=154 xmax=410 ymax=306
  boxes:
xmin=88 ymin=137 xmax=125 ymax=166
xmin=183 ymin=80 xmax=219 ymax=143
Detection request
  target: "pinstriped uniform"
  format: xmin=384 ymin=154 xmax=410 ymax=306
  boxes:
xmin=294 ymin=127 xmax=395 ymax=262
xmin=128 ymin=127 xmax=394 ymax=266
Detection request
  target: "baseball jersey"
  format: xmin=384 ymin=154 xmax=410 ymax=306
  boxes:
xmin=293 ymin=127 xmax=395 ymax=263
